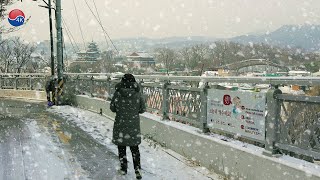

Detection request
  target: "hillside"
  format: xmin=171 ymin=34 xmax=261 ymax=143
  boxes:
xmin=231 ymin=25 xmax=320 ymax=51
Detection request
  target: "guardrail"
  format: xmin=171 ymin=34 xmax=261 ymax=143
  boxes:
xmin=274 ymin=93 xmax=320 ymax=160
xmin=0 ymin=74 xmax=48 ymax=90
xmin=1 ymin=73 xmax=319 ymax=162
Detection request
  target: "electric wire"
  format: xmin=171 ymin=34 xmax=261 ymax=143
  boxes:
xmin=83 ymin=0 xmax=119 ymax=54
xmin=62 ymin=24 xmax=78 ymax=54
xmin=84 ymin=0 xmax=117 ymax=52
xmin=62 ymin=22 xmax=78 ymax=54
xmin=92 ymin=0 xmax=109 ymax=48
xmin=61 ymin=16 xmax=79 ymax=49
xmin=72 ymin=0 xmax=87 ymax=51
xmin=61 ymin=20 xmax=77 ymax=52
xmin=61 ymin=16 xmax=80 ymax=52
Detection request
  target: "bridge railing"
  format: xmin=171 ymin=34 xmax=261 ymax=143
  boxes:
xmin=65 ymin=74 xmax=118 ymax=99
xmin=275 ymin=93 xmax=320 ymax=160
xmin=1 ymin=73 xmax=320 ymax=162
xmin=71 ymin=74 xmax=320 ymax=162
xmin=0 ymin=73 xmax=48 ymax=90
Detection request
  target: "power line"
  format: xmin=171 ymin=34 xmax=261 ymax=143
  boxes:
xmin=72 ymin=0 xmax=86 ymax=51
xmin=61 ymin=16 xmax=80 ymax=52
xmin=84 ymin=0 xmax=116 ymax=50
xmin=62 ymin=23 xmax=78 ymax=53
xmin=61 ymin=17 xmax=77 ymax=47
xmin=92 ymin=0 xmax=109 ymax=48
xmin=83 ymin=0 xmax=119 ymax=54
xmin=62 ymin=22 xmax=78 ymax=54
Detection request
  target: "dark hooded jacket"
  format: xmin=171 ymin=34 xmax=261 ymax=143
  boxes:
xmin=45 ymin=79 xmax=55 ymax=92
xmin=110 ymin=81 xmax=146 ymax=146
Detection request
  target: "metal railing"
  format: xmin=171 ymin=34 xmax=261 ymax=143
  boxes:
xmin=0 ymin=73 xmax=48 ymax=90
xmin=1 ymin=73 xmax=320 ymax=162
xmin=275 ymin=94 xmax=320 ymax=160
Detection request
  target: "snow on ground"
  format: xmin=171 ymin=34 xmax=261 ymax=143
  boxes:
xmin=48 ymin=106 xmax=223 ymax=180
xmin=48 ymin=105 xmax=320 ymax=179
xmin=22 ymin=118 xmax=89 ymax=179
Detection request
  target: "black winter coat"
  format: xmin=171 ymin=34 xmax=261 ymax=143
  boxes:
xmin=110 ymin=82 xmax=146 ymax=146
xmin=45 ymin=79 xmax=55 ymax=92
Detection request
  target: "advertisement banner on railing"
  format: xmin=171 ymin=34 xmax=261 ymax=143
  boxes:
xmin=207 ymin=89 xmax=266 ymax=141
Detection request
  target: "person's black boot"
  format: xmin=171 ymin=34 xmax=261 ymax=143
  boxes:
xmin=135 ymin=169 xmax=142 ymax=179
xmin=130 ymin=146 xmax=142 ymax=179
xmin=118 ymin=169 xmax=127 ymax=175
xmin=119 ymin=157 xmax=127 ymax=175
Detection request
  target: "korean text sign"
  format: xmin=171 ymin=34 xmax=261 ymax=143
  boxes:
xmin=207 ymin=89 xmax=266 ymax=141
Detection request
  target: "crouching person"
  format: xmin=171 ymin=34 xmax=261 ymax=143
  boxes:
xmin=45 ymin=77 xmax=56 ymax=106
xmin=110 ymin=73 xmax=146 ymax=179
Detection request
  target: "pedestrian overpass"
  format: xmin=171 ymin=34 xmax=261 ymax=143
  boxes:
xmin=0 ymin=73 xmax=320 ymax=180
xmin=217 ymin=59 xmax=290 ymax=74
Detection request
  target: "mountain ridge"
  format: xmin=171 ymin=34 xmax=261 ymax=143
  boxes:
xmin=231 ymin=24 xmax=320 ymax=51
xmin=87 ymin=24 xmax=320 ymax=52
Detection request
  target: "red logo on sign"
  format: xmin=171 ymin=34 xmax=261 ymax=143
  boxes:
xmin=223 ymin=95 xmax=232 ymax=105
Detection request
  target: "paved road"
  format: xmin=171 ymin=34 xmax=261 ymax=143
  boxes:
xmin=0 ymin=98 xmax=119 ymax=180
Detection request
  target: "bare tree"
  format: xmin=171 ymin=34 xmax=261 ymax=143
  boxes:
xmin=11 ymin=37 xmax=35 ymax=73
xmin=0 ymin=39 xmax=14 ymax=72
xmin=99 ymin=50 xmax=117 ymax=73
xmin=0 ymin=0 xmax=14 ymax=19
xmin=1 ymin=0 xmax=17 ymax=37
xmin=154 ymin=47 xmax=177 ymax=74
xmin=211 ymin=41 xmax=228 ymax=66
xmin=180 ymin=47 xmax=194 ymax=71
xmin=179 ymin=44 xmax=211 ymax=73
xmin=191 ymin=44 xmax=210 ymax=70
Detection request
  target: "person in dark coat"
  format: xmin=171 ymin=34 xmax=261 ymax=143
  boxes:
xmin=110 ymin=73 xmax=146 ymax=179
xmin=45 ymin=77 xmax=56 ymax=106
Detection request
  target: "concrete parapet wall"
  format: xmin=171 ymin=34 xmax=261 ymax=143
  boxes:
xmin=75 ymin=95 xmax=115 ymax=119
xmin=0 ymin=89 xmax=46 ymax=100
xmin=75 ymin=95 xmax=320 ymax=180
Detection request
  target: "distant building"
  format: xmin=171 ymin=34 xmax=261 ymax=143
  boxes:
xmin=114 ymin=56 xmax=126 ymax=63
xmin=126 ymin=52 xmax=155 ymax=68
xmin=68 ymin=41 xmax=103 ymax=72
xmin=76 ymin=41 xmax=101 ymax=61
xmin=312 ymin=70 xmax=320 ymax=77
xmin=288 ymin=70 xmax=311 ymax=76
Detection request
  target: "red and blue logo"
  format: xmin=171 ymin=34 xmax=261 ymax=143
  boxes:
xmin=8 ymin=9 xmax=25 ymax=27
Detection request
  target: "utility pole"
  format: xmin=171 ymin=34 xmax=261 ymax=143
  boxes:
xmin=38 ymin=1 xmax=55 ymax=75
xmin=48 ymin=0 xmax=54 ymax=76
xmin=61 ymin=29 xmax=64 ymax=71
xmin=55 ymin=0 xmax=64 ymax=104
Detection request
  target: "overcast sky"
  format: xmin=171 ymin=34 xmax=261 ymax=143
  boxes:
xmin=2 ymin=0 xmax=320 ymax=43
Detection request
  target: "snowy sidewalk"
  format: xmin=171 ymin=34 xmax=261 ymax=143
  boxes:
xmin=48 ymin=106 xmax=223 ymax=180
